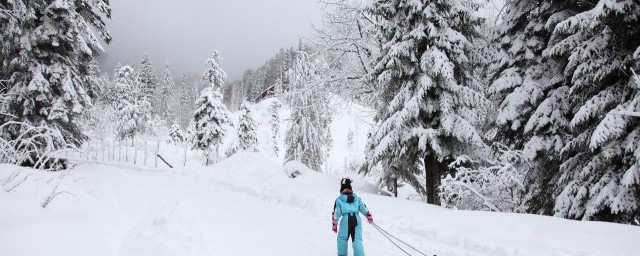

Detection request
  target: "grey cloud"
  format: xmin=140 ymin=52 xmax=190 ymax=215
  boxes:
xmin=99 ymin=0 xmax=322 ymax=80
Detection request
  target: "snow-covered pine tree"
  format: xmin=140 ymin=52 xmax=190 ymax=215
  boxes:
xmin=284 ymin=52 xmax=333 ymax=171
xmin=190 ymin=51 xmax=230 ymax=165
xmin=169 ymin=122 xmax=185 ymax=144
xmin=252 ymin=69 xmax=267 ymax=102
xmin=137 ymin=55 xmax=158 ymax=98
xmin=241 ymin=70 xmax=255 ymax=103
xmin=202 ymin=51 xmax=226 ymax=93
xmin=365 ymin=0 xmax=488 ymax=204
xmin=158 ymin=63 xmax=175 ymax=121
xmin=175 ymin=73 xmax=191 ymax=128
xmin=546 ymin=0 xmax=640 ymax=223
xmin=273 ymin=78 xmax=285 ymax=98
xmin=190 ymin=87 xmax=229 ymax=165
xmin=0 ymin=0 xmax=111 ymax=147
xmin=112 ymin=65 xmax=151 ymax=140
xmin=487 ymin=0 xmax=573 ymax=213
xmin=269 ymin=100 xmax=282 ymax=156
xmin=237 ymin=102 xmax=258 ymax=152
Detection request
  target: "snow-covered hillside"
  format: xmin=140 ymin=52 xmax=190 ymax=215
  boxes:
xmin=1 ymin=152 xmax=639 ymax=256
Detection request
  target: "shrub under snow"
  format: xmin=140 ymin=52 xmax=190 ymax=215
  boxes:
xmin=440 ymin=144 xmax=527 ymax=212
xmin=283 ymin=160 xmax=312 ymax=178
xmin=0 ymin=121 xmax=71 ymax=171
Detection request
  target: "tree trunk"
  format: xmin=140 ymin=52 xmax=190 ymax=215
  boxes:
xmin=424 ymin=153 xmax=442 ymax=205
xmin=215 ymin=145 xmax=220 ymax=164
xmin=393 ymin=177 xmax=398 ymax=198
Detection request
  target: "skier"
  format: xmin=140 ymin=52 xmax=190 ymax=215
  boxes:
xmin=332 ymin=178 xmax=373 ymax=256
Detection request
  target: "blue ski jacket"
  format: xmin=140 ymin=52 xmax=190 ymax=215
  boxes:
xmin=332 ymin=192 xmax=369 ymax=221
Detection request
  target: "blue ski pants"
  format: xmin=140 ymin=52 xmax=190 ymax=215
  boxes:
xmin=337 ymin=213 xmax=364 ymax=256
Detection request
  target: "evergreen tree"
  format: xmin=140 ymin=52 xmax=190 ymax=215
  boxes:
xmin=237 ymin=102 xmax=258 ymax=152
xmin=487 ymin=0 xmax=572 ymax=213
xmin=137 ymin=55 xmax=158 ymax=98
xmin=202 ymin=51 xmax=226 ymax=93
xmin=269 ymin=100 xmax=282 ymax=156
xmin=547 ymin=0 xmax=640 ymax=223
xmin=190 ymin=87 xmax=230 ymax=165
xmin=169 ymin=122 xmax=185 ymax=143
xmin=176 ymin=73 xmax=191 ymax=128
xmin=0 ymin=0 xmax=112 ymax=146
xmin=365 ymin=0 xmax=488 ymax=204
xmin=284 ymin=52 xmax=333 ymax=171
xmin=273 ymin=78 xmax=284 ymax=97
xmin=191 ymin=51 xmax=230 ymax=165
xmin=242 ymin=69 xmax=256 ymax=103
xmin=252 ymin=68 xmax=267 ymax=101
xmin=158 ymin=63 xmax=175 ymax=121
xmin=112 ymin=65 xmax=151 ymax=140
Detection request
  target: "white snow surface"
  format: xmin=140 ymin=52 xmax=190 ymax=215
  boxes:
xmin=2 ymin=152 xmax=640 ymax=256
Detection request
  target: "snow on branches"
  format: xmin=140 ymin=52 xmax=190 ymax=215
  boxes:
xmin=365 ymin=0 xmax=488 ymax=203
xmin=237 ymin=102 xmax=259 ymax=152
xmin=190 ymin=87 xmax=230 ymax=165
xmin=283 ymin=52 xmax=333 ymax=172
xmin=441 ymin=144 xmax=527 ymax=212
xmin=0 ymin=0 xmax=112 ymax=147
xmin=190 ymin=51 xmax=230 ymax=165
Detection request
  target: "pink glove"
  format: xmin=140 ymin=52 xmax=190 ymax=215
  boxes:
xmin=366 ymin=213 xmax=373 ymax=224
xmin=332 ymin=220 xmax=338 ymax=233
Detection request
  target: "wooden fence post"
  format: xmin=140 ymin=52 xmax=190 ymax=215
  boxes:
xmin=154 ymin=140 xmax=160 ymax=168
xmin=133 ymin=138 xmax=138 ymax=165
xmin=183 ymin=141 xmax=187 ymax=167
xmin=125 ymin=139 xmax=129 ymax=163
xmin=101 ymin=139 xmax=105 ymax=162
xmin=144 ymin=139 xmax=148 ymax=166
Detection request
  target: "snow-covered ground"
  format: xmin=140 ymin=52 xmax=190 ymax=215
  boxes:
xmin=2 ymin=151 xmax=640 ymax=256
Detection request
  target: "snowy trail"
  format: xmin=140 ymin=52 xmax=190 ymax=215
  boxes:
xmin=89 ymin=163 xmax=400 ymax=256
xmin=2 ymin=154 xmax=640 ymax=256
xmin=112 ymin=169 xmax=336 ymax=256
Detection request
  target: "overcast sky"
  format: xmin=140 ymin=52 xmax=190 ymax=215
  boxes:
xmin=99 ymin=0 xmax=323 ymax=80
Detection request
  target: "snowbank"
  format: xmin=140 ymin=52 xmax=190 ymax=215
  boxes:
xmin=282 ymin=160 xmax=311 ymax=178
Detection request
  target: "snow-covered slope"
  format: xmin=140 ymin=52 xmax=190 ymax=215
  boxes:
xmin=1 ymin=153 xmax=639 ymax=256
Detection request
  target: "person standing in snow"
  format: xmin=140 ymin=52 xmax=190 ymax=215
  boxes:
xmin=332 ymin=178 xmax=373 ymax=256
